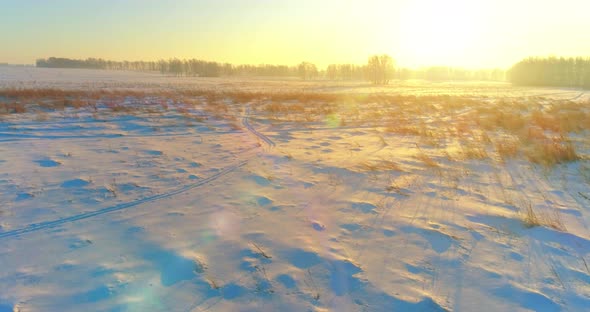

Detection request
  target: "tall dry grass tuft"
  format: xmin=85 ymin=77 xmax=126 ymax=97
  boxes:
xmin=522 ymin=202 xmax=541 ymax=228
xmin=531 ymin=110 xmax=561 ymax=132
xmin=0 ymin=102 xmax=28 ymax=114
xmin=527 ymin=136 xmax=579 ymax=166
xmin=358 ymin=159 xmax=403 ymax=172
xmin=461 ymin=143 xmax=488 ymax=160
xmin=416 ymin=151 xmax=439 ymax=168
xmin=521 ymin=201 xmax=566 ymax=231
xmin=495 ymin=137 xmax=520 ymax=160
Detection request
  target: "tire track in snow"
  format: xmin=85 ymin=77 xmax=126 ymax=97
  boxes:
xmin=568 ymin=92 xmax=585 ymax=101
xmin=0 ymin=132 xmax=199 ymax=142
xmin=242 ymin=106 xmax=275 ymax=148
xmin=0 ymin=160 xmax=248 ymax=239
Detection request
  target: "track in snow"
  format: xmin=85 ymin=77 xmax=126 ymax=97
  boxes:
xmin=242 ymin=106 xmax=275 ymax=148
xmin=0 ymin=132 xmax=198 ymax=142
xmin=0 ymin=160 xmax=248 ymax=239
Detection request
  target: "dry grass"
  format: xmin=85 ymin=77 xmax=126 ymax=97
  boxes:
xmin=416 ymin=152 xmax=440 ymax=168
xmin=229 ymin=122 xmax=242 ymax=131
xmin=0 ymin=102 xmax=27 ymax=114
xmin=522 ymin=202 xmax=541 ymax=228
xmin=495 ymin=137 xmax=520 ymax=160
xmin=261 ymin=100 xmax=335 ymax=122
xmin=527 ymin=136 xmax=579 ymax=166
xmin=476 ymin=108 xmax=526 ymax=132
xmin=531 ymin=110 xmax=561 ymax=132
xmin=521 ymin=126 xmax=548 ymax=143
xmin=545 ymin=209 xmax=566 ymax=232
xmin=521 ymin=201 xmax=566 ymax=231
xmin=0 ymin=87 xmax=586 ymax=169
xmin=384 ymin=122 xmax=422 ymax=136
xmin=358 ymin=159 xmax=403 ymax=172
xmin=177 ymin=107 xmax=206 ymax=122
xmin=460 ymin=143 xmax=488 ymax=160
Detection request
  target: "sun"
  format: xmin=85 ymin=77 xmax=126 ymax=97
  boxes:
xmin=395 ymin=0 xmax=488 ymax=66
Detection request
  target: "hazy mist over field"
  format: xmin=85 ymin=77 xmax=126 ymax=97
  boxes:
xmin=1 ymin=1 xmax=590 ymax=312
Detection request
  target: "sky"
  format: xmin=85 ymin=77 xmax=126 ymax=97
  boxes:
xmin=1 ymin=0 xmax=589 ymax=69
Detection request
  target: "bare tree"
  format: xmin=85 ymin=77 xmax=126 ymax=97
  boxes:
xmin=366 ymin=54 xmax=395 ymax=84
xmin=379 ymin=54 xmax=395 ymax=84
xmin=298 ymin=62 xmax=318 ymax=80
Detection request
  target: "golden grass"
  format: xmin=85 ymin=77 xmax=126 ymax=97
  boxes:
xmin=522 ymin=202 xmax=541 ymax=228
xmin=521 ymin=202 xmax=566 ymax=231
xmin=526 ymin=136 xmax=579 ymax=166
xmin=358 ymin=160 xmax=403 ymax=172
xmin=531 ymin=110 xmax=561 ymax=132
xmin=0 ymin=87 xmax=586 ymax=169
xmin=0 ymin=102 xmax=27 ymax=114
xmin=495 ymin=137 xmax=520 ymax=160
xmin=384 ymin=123 xmax=422 ymax=136
xmin=461 ymin=143 xmax=488 ymax=160
xmin=416 ymin=151 xmax=440 ymax=168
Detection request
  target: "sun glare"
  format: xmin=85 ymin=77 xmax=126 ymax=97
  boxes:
xmin=396 ymin=0 xmax=488 ymax=66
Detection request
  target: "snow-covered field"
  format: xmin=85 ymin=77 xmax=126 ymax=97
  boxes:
xmin=1 ymin=67 xmax=590 ymax=311
xmin=2 ymin=66 xmax=589 ymax=99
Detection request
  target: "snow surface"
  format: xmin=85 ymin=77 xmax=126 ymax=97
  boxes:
xmin=2 ymin=66 xmax=589 ymax=100
xmin=0 ymin=68 xmax=589 ymax=311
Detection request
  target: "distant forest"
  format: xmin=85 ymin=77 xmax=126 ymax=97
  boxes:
xmin=508 ymin=57 xmax=590 ymax=88
xmin=35 ymin=56 xmax=505 ymax=84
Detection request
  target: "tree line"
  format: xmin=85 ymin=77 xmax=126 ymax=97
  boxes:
xmin=36 ymin=56 xmax=506 ymax=84
xmin=508 ymin=56 xmax=590 ymax=88
xmin=35 ymin=57 xmax=300 ymax=78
